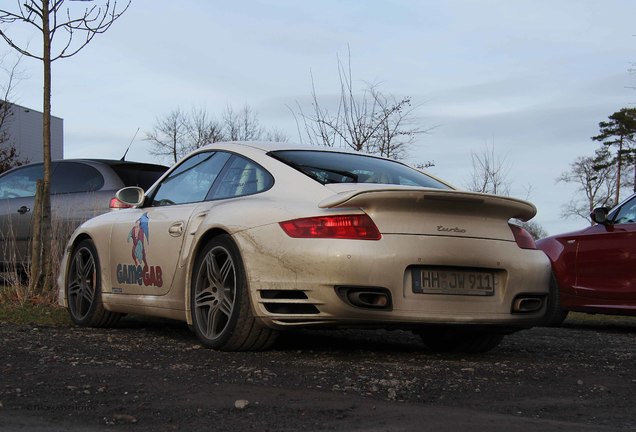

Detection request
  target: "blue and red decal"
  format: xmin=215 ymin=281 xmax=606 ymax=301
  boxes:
xmin=116 ymin=212 xmax=163 ymax=287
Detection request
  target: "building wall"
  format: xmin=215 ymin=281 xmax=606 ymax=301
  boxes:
xmin=1 ymin=102 xmax=64 ymax=163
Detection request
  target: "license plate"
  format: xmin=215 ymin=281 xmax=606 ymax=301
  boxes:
xmin=413 ymin=268 xmax=496 ymax=296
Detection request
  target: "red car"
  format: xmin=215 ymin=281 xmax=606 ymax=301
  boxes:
xmin=536 ymin=193 xmax=636 ymax=325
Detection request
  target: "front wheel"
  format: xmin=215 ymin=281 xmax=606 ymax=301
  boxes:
xmin=66 ymin=239 xmax=121 ymax=327
xmin=417 ymin=328 xmax=504 ymax=353
xmin=190 ymin=235 xmax=277 ymax=351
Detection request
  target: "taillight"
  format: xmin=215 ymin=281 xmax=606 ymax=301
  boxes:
xmin=508 ymin=223 xmax=536 ymax=249
xmin=109 ymin=197 xmax=132 ymax=209
xmin=279 ymin=214 xmax=381 ymax=240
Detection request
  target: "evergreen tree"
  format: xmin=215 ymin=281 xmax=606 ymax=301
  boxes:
xmin=591 ymin=108 xmax=636 ymax=204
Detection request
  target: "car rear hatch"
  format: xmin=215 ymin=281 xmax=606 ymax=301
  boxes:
xmin=319 ymin=186 xmax=536 ymax=241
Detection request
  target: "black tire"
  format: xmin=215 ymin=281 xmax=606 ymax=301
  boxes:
xmin=190 ymin=235 xmax=277 ymax=351
xmin=66 ymin=239 xmax=121 ymax=327
xmin=417 ymin=328 xmax=504 ymax=353
xmin=542 ymin=273 xmax=568 ymax=327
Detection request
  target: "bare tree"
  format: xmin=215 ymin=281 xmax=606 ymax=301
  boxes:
xmin=295 ymin=50 xmax=427 ymax=160
xmin=147 ymin=104 xmax=288 ymax=164
xmin=466 ymin=143 xmax=511 ymax=196
xmin=262 ymin=127 xmax=289 ymax=143
xmin=467 ymin=143 xmax=547 ymax=238
xmin=0 ymin=52 xmax=21 ymax=136
xmin=293 ymin=71 xmax=341 ymax=148
xmin=369 ymin=87 xmax=419 ymax=160
xmin=146 ymin=108 xmax=188 ymax=164
xmin=558 ymin=148 xmax=621 ymax=224
xmin=0 ymin=144 xmax=28 ymax=173
xmin=220 ymin=104 xmax=288 ymax=142
xmin=0 ymin=0 xmax=130 ymax=296
xmin=0 ymin=51 xmax=28 ymax=173
xmin=187 ymin=107 xmax=224 ymax=151
xmin=518 ymin=220 xmax=548 ymax=240
xmin=146 ymin=107 xmax=227 ymax=164
xmin=222 ymin=105 xmax=263 ymax=141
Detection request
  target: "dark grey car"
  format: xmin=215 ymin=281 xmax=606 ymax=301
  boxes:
xmin=0 ymin=159 xmax=167 ymax=269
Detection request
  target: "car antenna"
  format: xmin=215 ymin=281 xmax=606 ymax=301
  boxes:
xmin=121 ymin=127 xmax=140 ymax=161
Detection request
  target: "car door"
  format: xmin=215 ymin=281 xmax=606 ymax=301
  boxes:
xmin=109 ymin=151 xmax=231 ymax=296
xmin=575 ymin=195 xmax=636 ymax=301
xmin=0 ymin=163 xmax=43 ymax=265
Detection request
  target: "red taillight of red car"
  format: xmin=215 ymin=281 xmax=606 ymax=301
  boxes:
xmin=279 ymin=214 xmax=382 ymax=240
xmin=508 ymin=223 xmax=537 ymax=249
xmin=109 ymin=197 xmax=133 ymax=209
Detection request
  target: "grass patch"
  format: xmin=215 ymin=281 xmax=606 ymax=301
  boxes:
xmin=565 ymin=311 xmax=636 ymax=327
xmin=0 ymin=301 xmax=71 ymax=326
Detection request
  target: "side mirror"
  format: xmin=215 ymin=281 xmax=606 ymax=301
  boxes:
xmin=116 ymin=186 xmax=145 ymax=207
xmin=590 ymin=207 xmax=610 ymax=225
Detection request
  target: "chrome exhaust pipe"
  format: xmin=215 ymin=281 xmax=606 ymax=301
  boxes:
xmin=512 ymin=296 xmax=544 ymax=313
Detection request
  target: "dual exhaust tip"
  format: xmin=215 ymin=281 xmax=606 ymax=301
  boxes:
xmin=338 ymin=288 xmax=545 ymax=315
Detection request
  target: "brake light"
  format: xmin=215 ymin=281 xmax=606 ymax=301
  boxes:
xmin=109 ymin=197 xmax=133 ymax=209
xmin=508 ymin=223 xmax=536 ymax=249
xmin=279 ymin=214 xmax=381 ymax=240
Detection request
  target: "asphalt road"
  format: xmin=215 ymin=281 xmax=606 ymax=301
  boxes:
xmin=1 ymin=313 xmax=635 ymax=431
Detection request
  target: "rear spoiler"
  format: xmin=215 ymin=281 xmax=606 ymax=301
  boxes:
xmin=318 ymin=188 xmax=537 ymax=222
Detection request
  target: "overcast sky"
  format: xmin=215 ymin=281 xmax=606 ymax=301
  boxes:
xmin=2 ymin=0 xmax=635 ymax=235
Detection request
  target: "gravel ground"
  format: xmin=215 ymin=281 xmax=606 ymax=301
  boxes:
xmin=1 ymin=313 xmax=635 ymax=431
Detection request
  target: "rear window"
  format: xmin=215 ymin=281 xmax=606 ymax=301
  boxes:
xmin=111 ymin=164 xmax=168 ymax=189
xmin=270 ymin=150 xmax=450 ymax=189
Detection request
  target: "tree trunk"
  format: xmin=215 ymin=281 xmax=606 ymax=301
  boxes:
xmin=615 ymin=138 xmax=623 ymax=205
xmin=28 ymin=180 xmax=43 ymax=295
xmin=28 ymin=0 xmax=53 ymax=296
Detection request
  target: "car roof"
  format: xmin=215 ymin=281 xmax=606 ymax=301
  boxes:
xmin=189 ymin=141 xmax=455 ymax=189
xmin=199 ymin=141 xmax=355 ymax=155
xmin=2 ymin=158 xmax=167 ymax=169
xmin=64 ymin=158 xmax=168 ymax=169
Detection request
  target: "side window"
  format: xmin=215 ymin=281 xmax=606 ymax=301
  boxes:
xmin=613 ymin=197 xmax=636 ymax=225
xmin=0 ymin=164 xmax=43 ymax=199
xmin=151 ymin=151 xmax=231 ymax=206
xmin=209 ymin=155 xmax=273 ymax=200
xmin=51 ymin=162 xmax=104 ymax=194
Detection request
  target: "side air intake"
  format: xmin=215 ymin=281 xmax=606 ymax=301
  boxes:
xmin=259 ymin=290 xmax=320 ymax=315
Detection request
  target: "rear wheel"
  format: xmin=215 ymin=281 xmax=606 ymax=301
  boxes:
xmin=543 ymin=273 xmax=568 ymax=327
xmin=190 ymin=235 xmax=277 ymax=351
xmin=66 ymin=239 xmax=121 ymax=327
xmin=417 ymin=328 xmax=504 ymax=353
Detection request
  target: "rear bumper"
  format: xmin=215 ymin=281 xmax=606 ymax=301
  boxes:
xmin=235 ymin=227 xmax=552 ymax=329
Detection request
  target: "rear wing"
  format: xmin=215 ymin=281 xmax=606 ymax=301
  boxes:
xmin=319 ymin=188 xmax=537 ymax=222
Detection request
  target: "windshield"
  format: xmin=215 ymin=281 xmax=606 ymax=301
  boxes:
xmin=270 ymin=150 xmax=450 ymax=189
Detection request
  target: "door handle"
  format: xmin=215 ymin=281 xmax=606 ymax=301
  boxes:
xmin=17 ymin=206 xmax=30 ymax=215
xmin=169 ymin=222 xmax=184 ymax=237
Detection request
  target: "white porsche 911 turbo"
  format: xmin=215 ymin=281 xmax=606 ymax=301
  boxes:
xmin=58 ymin=142 xmax=551 ymax=353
